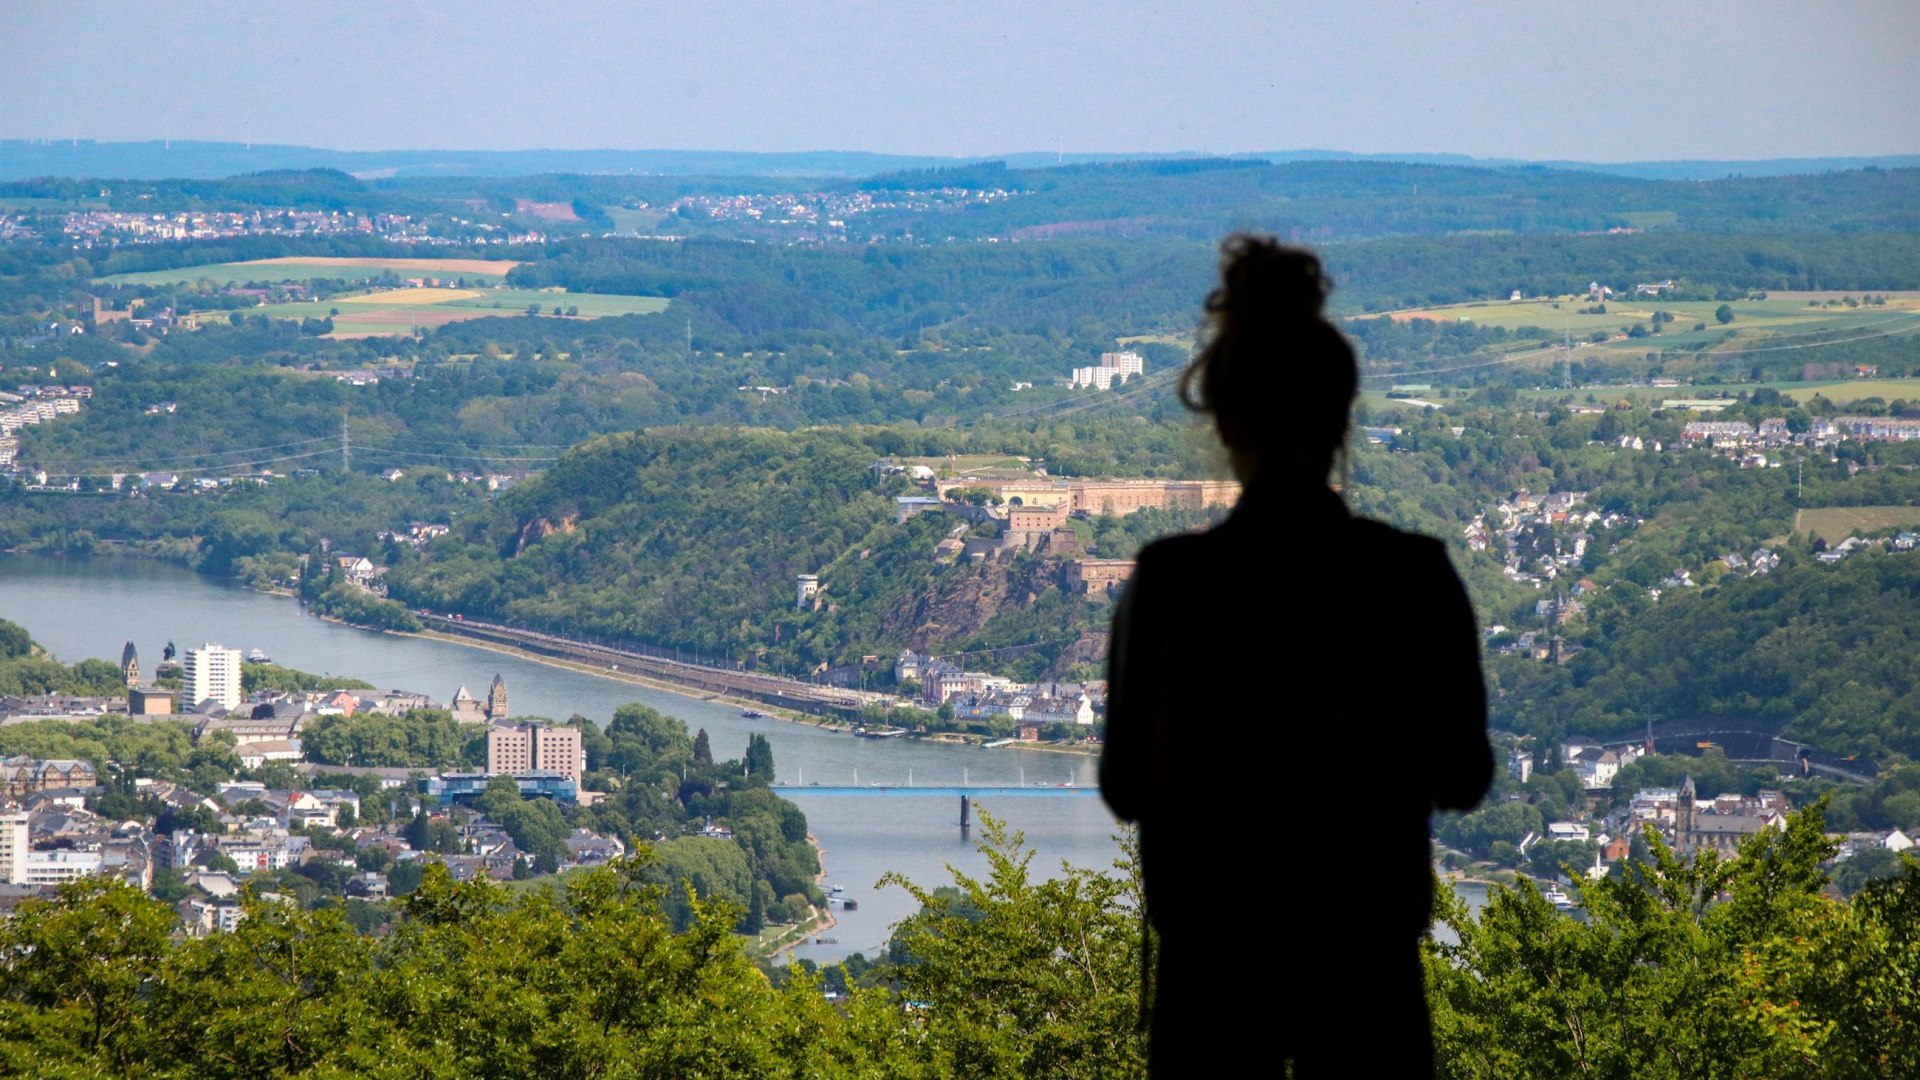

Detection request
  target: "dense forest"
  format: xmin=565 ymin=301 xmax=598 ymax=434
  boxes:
xmin=382 ymin=426 xmax=1204 ymax=680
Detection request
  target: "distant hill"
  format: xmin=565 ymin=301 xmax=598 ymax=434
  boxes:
xmin=1 ymin=139 xmax=1913 ymax=182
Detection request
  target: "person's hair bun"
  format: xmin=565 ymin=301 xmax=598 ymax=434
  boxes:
xmin=1181 ymin=235 xmax=1356 ymax=469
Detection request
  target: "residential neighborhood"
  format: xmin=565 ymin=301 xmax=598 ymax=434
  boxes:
xmin=0 ymin=666 xmax=638 ymax=936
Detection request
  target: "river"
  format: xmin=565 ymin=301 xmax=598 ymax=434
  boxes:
xmin=0 ymin=552 xmax=1122 ymax=963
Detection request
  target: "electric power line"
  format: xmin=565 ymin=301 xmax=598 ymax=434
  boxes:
xmin=353 ymin=446 xmax=562 ymax=465
xmin=22 ymin=435 xmax=337 ymax=471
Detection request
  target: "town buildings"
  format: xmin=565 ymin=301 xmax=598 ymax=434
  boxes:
xmin=1069 ymin=350 xmax=1145 ymax=390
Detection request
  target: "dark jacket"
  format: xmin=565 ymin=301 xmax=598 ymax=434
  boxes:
xmin=1100 ymin=481 xmax=1491 ymax=1070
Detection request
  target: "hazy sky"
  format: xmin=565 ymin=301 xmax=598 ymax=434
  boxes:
xmin=3 ymin=1 xmax=1915 ymax=161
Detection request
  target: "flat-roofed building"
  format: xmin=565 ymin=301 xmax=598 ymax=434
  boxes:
xmin=487 ymin=723 xmax=585 ymax=782
xmin=183 ymin=643 xmax=243 ymax=711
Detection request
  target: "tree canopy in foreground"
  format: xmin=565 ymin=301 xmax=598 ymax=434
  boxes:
xmin=0 ymin=803 xmax=1913 ymax=1077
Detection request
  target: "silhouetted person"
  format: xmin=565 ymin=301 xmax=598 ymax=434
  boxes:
xmin=1101 ymin=236 xmax=1492 ymax=1077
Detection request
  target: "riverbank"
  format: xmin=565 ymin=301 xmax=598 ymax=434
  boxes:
xmin=6 ymin=547 xmax=1099 ymax=757
xmin=755 ymin=833 xmax=840 ymax=960
xmin=405 ymin=628 xmax=1101 ymax=757
xmin=404 ymin=627 xmax=860 ymax=735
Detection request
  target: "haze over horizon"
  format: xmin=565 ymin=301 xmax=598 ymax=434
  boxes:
xmin=3 ymin=1 xmax=1916 ymax=163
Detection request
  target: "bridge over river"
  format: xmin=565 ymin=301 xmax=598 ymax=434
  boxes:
xmin=774 ymin=785 xmax=1098 ymax=797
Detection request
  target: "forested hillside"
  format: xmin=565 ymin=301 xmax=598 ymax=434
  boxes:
xmin=383 ymin=427 xmax=1197 ymax=679
xmin=1491 ymin=549 xmax=1920 ymax=760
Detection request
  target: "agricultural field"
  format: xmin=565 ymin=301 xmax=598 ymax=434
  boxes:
xmin=219 ymin=284 xmax=667 ymax=337
xmin=1370 ymin=293 xmax=1920 ymax=389
xmin=1376 ymin=294 xmax=1919 ymax=339
xmin=1792 ymin=507 xmax=1920 ymax=544
xmin=97 ymin=255 xmax=522 ymax=287
xmin=602 ymin=205 xmax=669 ymax=234
xmin=1518 ymin=376 xmax=1920 ymax=409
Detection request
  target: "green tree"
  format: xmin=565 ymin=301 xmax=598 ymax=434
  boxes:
xmin=1429 ymin=801 xmax=1920 ymax=1077
xmin=880 ymin=811 xmax=1148 ymax=1077
xmin=0 ymin=619 xmax=32 ymax=660
xmin=1716 ymin=303 xmax=1735 ymax=324
xmin=744 ymin=733 xmax=775 ymax=784
xmin=0 ymin=878 xmax=174 ymax=1070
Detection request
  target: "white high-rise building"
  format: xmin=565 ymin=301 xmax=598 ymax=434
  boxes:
xmin=0 ymin=812 xmax=27 ymax=885
xmin=183 ymin=643 xmax=244 ymax=711
xmin=1070 ymin=366 xmax=1119 ymax=390
xmin=1100 ymin=350 xmax=1145 ymax=378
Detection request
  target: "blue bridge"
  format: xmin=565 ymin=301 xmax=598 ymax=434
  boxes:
xmin=773 ymin=785 xmax=1097 ymax=797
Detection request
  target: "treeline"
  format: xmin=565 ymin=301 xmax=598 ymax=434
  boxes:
xmin=0 ymin=617 xmax=127 ymax=698
xmin=841 ymin=158 xmax=1920 ymax=241
xmin=19 ymin=159 xmax=1920 ymax=242
xmin=1429 ymin=805 xmax=1920 ymax=1078
xmin=0 ymin=811 xmax=1146 ymax=1078
xmin=2 ymin=802 xmax=1916 ymax=1076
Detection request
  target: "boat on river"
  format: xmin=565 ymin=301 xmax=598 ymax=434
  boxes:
xmin=1543 ymin=885 xmax=1577 ymax=910
xmin=246 ymin=648 xmax=271 ymax=664
xmin=741 ymin=709 xmax=766 ymax=718
xmin=854 ymin=726 xmax=907 ymax=738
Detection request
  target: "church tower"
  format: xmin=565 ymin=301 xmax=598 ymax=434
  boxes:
xmin=1676 ymin=774 xmax=1697 ymax=856
xmin=485 ymin=674 xmax=509 ymax=722
xmin=120 ymin=641 xmax=140 ymax=688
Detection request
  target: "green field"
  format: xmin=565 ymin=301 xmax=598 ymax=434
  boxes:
xmin=215 ymin=285 xmax=667 ymax=336
xmin=1375 ymin=296 xmax=1913 ymax=338
xmin=1366 ymin=293 xmax=1920 ymax=391
xmin=97 ymin=256 xmax=519 ymax=287
xmin=602 ymin=205 xmax=669 ymax=233
xmin=1793 ymin=507 xmax=1920 ymax=544
xmin=1518 ymin=376 xmax=1920 ymax=409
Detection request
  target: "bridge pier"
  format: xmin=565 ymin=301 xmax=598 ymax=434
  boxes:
xmin=960 ymin=794 xmax=970 ymax=832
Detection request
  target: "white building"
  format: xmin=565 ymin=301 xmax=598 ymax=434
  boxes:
xmin=1070 ymin=366 xmax=1119 ymax=390
xmin=0 ymin=812 xmax=26 ymax=884
xmin=796 ymin=574 xmax=821 ymax=611
xmin=1099 ymin=350 xmax=1145 ymax=377
xmin=183 ymin=643 xmax=244 ymax=710
xmin=25 ymin=848 xmax=105 ymax=885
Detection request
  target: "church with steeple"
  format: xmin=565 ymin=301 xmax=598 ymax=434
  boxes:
xmin=450 ymin=675 xmax=509 ymax=724
xmin=1672 ymin=774 xmax=1787 ymax=857
xmin=120 ymin=641 xmax=140 ymax=688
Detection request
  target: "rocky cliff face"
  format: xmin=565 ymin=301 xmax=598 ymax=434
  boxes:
xmin=513 ymin=513 xmax=578 ymax=555
xmin=880 ymin=549 xmax=1040 ymax=649
xmin=879 ymin=548 xmax=1109 ymax=679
